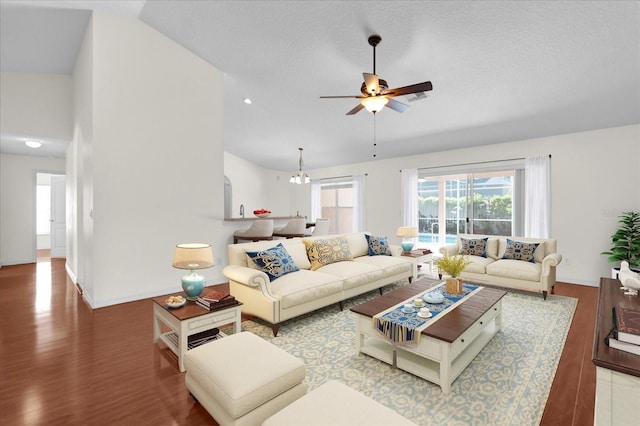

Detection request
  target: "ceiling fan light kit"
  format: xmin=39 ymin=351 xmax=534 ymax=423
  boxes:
xmin=361 ymin=96 xmax=388 ymax=113
xmin=290 ymin=147 xmax=310 ymax=184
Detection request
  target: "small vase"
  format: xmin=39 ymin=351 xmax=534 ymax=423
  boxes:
xmin=181 ymin=270 xmax=205 ymax=301
xmin=445 ymin=277 xmax=463 ymax=294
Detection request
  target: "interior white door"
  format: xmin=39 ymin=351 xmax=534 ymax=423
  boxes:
xmin=50 ymin=175 xmax=66 ymax=258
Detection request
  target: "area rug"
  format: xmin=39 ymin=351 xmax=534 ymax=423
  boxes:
xmin=236 ymin=284 xmax=577 ymax=425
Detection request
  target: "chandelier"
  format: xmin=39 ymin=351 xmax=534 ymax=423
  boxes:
xmin=289 ymin=147 xmax=310 ymax=184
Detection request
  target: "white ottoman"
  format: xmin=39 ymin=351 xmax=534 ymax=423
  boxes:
xmin=184 ymin=332 xmax=307 ymax=426
xmin=262 ymin=380 xmax=418 ymax=426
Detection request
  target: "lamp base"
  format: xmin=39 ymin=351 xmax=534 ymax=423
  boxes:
xmin=401 ymin=241 xmax=414 ymax=254
xmin=181 ymin=270 xmax=205 ymax=301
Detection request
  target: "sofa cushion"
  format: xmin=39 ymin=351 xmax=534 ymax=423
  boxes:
xmin=463 ymin=255 xmax=495 ymax=274
xmin=497 ymin=238 xmax=546 ymax=263
xmin=365 ymin=234 xmax=392 ymax=256
xmin=486 ymin=259 xmax=541 ymax=282
xmin=316 ymin=261 xmax=383 ymax=290
xmin=303 ymin=237 xmax=353 ymax=271
xmin=354 ymin=255 xmax=412 ymax=278
xmin=501 ymin=239 xmax=540 ymax=263
xmin=246 ymin=243 xmax=300 ymax=281
xmin=269 ymin=270 xmax=344 ymax=309
xmin=459 ymin=237 xmax=489 ymax=257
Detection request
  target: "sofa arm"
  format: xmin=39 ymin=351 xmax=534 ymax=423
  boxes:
xmin=541 ymin=253 xmax=562 ymax=274
xmin=439 ymin=244 xmax=458 ymax=257
xmin=223 ymin=265 xmax=273 ymax=296
xmin=389 ymin=244 xmax=404 ymax=257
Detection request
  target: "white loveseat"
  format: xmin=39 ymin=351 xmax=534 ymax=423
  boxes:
xmin=223 ymin=233 xmax=413 ymax=335
xmin=439 ymin=234 xmax=562 ymax=299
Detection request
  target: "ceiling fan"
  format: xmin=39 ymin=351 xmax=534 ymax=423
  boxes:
xmin=320 ymin=34 xmax=433 ymax=115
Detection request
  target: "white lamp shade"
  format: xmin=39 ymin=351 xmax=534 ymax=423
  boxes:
xmin=172 ymin=243 xmax=214 ymax=270
xmin=396 ymin=227 xmax=419 ymax=238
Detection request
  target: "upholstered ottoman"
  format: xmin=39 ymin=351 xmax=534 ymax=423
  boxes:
xmin=184 ymin=332 xmax=307 ymax=426
xmin=262 ymin=380 xmax=418 ymax=426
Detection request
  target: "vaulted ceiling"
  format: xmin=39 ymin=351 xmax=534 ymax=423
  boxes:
xmin=1 ymin=1 xmax=639 ymax=171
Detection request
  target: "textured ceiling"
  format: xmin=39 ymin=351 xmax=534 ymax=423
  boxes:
xmin=1 ymin=1 xmax=639 ymax=171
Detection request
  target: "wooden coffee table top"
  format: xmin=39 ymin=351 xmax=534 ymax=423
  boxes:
xmin=350 ymin=278 xmax=507 ymax=343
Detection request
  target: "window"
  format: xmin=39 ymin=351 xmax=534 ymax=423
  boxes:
xmin=418 ymin=169 xmax=520 ymax=245
xmin=36 ymin=184 xmax=51 ymax=235
xmin=320 ymin=178 xmax=354 ymax=234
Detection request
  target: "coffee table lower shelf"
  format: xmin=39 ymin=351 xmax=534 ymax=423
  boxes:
xmin=354 ymin=298 xmax=502 ymax=394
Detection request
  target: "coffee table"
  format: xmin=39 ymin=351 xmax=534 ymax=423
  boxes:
xmin=350 ymin=278 xmax=506 ymax=393
xmin=152 ymin=291 xmax=242 ymax=372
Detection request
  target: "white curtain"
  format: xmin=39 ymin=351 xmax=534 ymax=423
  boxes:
xmin=400 ymin=169 xmax=418 ymax=228
xmin=352 ymin=175 xmax=366 ymax=232
xmin=310 ymin=179 xmax=322 ymax=221
xmin=524 ymin=156 xmax=551 ymax=238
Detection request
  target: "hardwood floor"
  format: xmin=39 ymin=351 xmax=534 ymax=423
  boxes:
xmin=0 ymin=258 xmax=597 ymax=425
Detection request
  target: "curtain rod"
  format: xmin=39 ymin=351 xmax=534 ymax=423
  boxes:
xmin=400 ymin=154 xmax=551 ymax=172
xmin=321 ymin=173 xmax=368 ymax=180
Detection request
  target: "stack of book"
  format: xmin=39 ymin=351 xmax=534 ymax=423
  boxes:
xmin=606 ymin=306 xmax=640 ymax=356
xmin=196 ymin=290 xmax=236 ymax=310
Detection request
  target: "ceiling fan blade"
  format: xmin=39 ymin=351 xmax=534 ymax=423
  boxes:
xmin=384 ymin=81 xmax=433 ymax=98
xmin=346 ymin=104 xmax=365 ymax=115
xmin=320 ymin=95 xmax=366 ymax=99
xmin=363 ymin=73 xmax=379 ymax=95
xmin=386 ymin=98 xmax=409 ymax=113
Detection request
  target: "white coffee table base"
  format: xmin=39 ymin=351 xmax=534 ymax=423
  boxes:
xmin=353 ymin=299 xmax=502 ymax=393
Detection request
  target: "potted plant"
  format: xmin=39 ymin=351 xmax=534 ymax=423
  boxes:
xmin=601 ymin=210 xmax=640 ymax=276
xmin=435 ymin=254 xmax=472 ymax=294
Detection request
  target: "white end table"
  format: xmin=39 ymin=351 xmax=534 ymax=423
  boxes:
xmin=152 ymin=292 xmax=242 ymax=372
xmin=401 ymin=250 xmax=434 ymax=281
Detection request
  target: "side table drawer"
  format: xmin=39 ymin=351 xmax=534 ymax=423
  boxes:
xmin=187 ymin=308 xmax=238 ymax=332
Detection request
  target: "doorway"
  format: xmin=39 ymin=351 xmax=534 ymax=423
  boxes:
xmin=36 ymin=172 xmax=66 ymax=262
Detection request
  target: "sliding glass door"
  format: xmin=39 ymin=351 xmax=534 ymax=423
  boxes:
xmin=418 ymin=170 xmax=515 ymax=245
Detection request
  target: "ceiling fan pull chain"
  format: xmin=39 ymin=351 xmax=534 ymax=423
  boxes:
xmin=373 ymin=113 xmax=377 ymax=158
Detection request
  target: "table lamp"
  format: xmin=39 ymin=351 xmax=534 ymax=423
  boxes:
xmin=397 ymin=227 xmax=419 ymax=254
xmin=172 ymin=243 xmax=214 ymax=300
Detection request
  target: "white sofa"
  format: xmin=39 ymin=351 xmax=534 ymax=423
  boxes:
xmin=439 ymin=234 xmax=562 ymax=299
xmin=223 ymin=233 xmax=413 ymax=335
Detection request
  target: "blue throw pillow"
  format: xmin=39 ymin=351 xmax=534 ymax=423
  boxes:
xmin=502 ymin=239 xmax=540 ymax=263
xmin=460 ymin=237 xmax=488 ymax=257
xmin=246 ymin=243 xmax=299 ymax=281
xmin=365 ymin=234 xmax=392 ymax=256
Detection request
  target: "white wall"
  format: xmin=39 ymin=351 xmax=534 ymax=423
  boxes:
xmin=0 ymin=73 xmax=72 ymax=143
xmin=293 ymin=124 xmax=639 ymax=286
xmin=0 ymin=154 xmax=65 ymax=265
xmin=67 ymin=13 xmax=225 ymax=307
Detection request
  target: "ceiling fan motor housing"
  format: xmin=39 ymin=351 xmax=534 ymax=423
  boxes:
xmin=361 ymin=79 xmax=388 ymax=96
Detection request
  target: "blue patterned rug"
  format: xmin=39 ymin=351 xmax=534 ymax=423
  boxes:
xmin=235 ymin=283 xmax=577 ymax=425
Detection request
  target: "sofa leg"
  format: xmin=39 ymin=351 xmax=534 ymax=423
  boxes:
xmin=378 ymin=288 xmax=383 ymax=296
xmin=271 ymin=323 xmax=280 ymax=337
xmin=339 ymin=301 xmax=345 ymax=311
xmin=551 ymin=286 xmax=555 ymax=294
xmin=542 ymin=290 xmax=548 ymax=300
xmin=189 ymin=392 xmax=198 ymax=402
xmin=408 ymin=277 xmax=413 ymax=283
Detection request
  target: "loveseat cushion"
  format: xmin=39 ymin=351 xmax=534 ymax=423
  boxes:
xmin=316 ymin=261 xmax=383 ymax=290
xmin=460 ymin=237 xmax=489 ymax=257
xmin=463 ymin=255 xmax=495 ymax=274
xmin=246 ymin=243 xmax=299 ymax=281
xmin=365 ymin=234 xmax=392 ymax=256
xmin=269 ymin=270 xmax=344 ymax=309
xmin=486 ymin=259 xmax=541 ymax=282
xmin=303 ymin=236 xmax=353 ymax=271
xmin=501 ymin=239 xmax=540 ymax=263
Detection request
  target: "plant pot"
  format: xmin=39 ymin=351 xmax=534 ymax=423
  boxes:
xmin=445 ymin=277 xmax=463 ymax=294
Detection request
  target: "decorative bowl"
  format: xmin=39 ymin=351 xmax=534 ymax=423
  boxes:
xmin=166 ymin=296 xmax=187 ymax=308
xmin=423 ymin=292 xmax=445 ymax=304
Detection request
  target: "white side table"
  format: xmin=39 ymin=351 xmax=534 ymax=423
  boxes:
xmin=401 ymin=250 xmax=434 ymax=281
xmin=152 ymin=293 xmax=242 ymax=372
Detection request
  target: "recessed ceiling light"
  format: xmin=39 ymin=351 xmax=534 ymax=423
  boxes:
xmin=25 ymin=140 xmax=42 ymax=149
xmin=243 ymin=98 xmax=252 ymax=104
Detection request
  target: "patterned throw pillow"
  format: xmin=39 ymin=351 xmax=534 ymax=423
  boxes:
xmin=303 ymin=237 xmax=353 ymax=271
xmin=501 ymin=239 xmax=540 ymax=263
xmin=459 ymin=237 xmax=488 ymax=257
xmin=365 ymin=234 xmax=392 ymax=256
xmin=246 ymin=243 xmax=299 ymax=281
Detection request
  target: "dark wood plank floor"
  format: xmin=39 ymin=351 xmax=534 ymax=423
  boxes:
xmin=0 ymin=258 xmax=598 ymax=425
